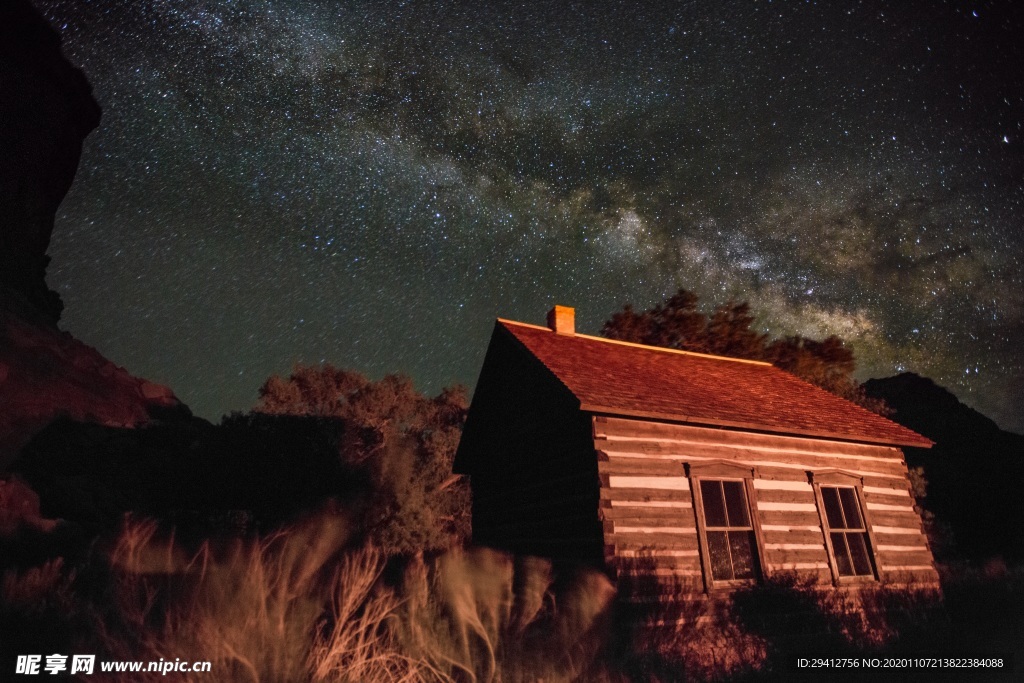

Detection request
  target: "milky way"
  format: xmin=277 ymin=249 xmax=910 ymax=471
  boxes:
xmin=33 ymin=0 xmax=1024 ymax=431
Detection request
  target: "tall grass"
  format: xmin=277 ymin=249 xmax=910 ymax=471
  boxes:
xmin=86 ymin=514 xmax=615 ymax=682
xmin=96 ymin=515 xmax=352 ymax=681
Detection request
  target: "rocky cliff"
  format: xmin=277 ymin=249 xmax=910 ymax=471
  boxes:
xmin=0 ymin=0 xmax=185 ymax=467
xmin=0 ymin=0 xmax=101 ymax=322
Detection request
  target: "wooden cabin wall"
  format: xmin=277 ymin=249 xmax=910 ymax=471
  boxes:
xmin=456 ymin=326 xmax=604 ymax=564
xmin=595 ymin=416 xmax=938 ymax=588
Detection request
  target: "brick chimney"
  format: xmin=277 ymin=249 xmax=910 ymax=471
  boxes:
xmin=546 ymin=305 xmax=575 ymax=335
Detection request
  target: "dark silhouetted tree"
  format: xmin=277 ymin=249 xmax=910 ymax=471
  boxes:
xmin=603 ymin=289 xmax=889 ymax=415
xmin=765 ymin=335 xmax=890 ymax=414
xmin=256 ymin=365 xmax=471 ymax=554
xmin=603 ymin=289 xmax=709 ymax=352
xmin=706 ymin=300 xmax=769 ymax=359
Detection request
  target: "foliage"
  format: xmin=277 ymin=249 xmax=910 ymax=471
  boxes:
xmin=255 ymin=365 xmax=470 ymax=554
xmin=905 ymin=465 xmax=956 ymax=559
xmin=602 ymin=288 xmax=890 ymax=414
xmin=11 ymin=415 xmax=349 ymax=537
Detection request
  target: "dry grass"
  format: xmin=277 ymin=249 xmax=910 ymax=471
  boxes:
xmin=84 ymin=514 xmax=615 ymax=682
xmin=96 ymin=515 xmax=352 ymax=681
xmin=2 ymin=558 xmax=69 ymax=607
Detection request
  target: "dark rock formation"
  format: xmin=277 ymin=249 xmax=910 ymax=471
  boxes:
xmin=0 ymin=307 xmax=186 ymax=466
xmin=1 ymin=0 xmax=101 ymax=323
xmin=865 ymin=373 xmax=1024 ymax=560
xmin=0 ymin=0 xmax=188 ymax=467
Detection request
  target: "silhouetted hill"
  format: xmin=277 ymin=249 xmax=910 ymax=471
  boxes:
xmin=864 ymin=373 xmax=1024 ymax=561
xmin=864 ymin=373 xmax=1024 ymax=454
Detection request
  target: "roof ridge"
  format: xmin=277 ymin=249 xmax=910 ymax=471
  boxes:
xmin=497 ymin=318 xmax=772 ymax=366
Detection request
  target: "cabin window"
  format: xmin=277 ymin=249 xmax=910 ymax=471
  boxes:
xmin=819 ymin=486 xmax=875 ymax=578
xmin=810 ymin=471 xmax=879 ymax=583
xmin=686 ymin=462 xmax=763 ymax=589
xmin=698 ymin=479 xmax=759 ymax=581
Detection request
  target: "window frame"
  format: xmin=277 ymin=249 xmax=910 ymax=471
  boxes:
xmin=686 ymin=461 xmax=765 ymax=592
xmin=809 ymin=470 xmax=881 ymax=585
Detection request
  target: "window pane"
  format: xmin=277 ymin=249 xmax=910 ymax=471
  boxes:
xmin=701 ymin=480 xmax=728 ymax=527
xmin=699 ymin=478 xmax=761 ymax=584
xmin=723 ymin=480 xmax=750 ymax=527
xmin=729 ymin=531 xmax=757 ymax=579
xmin=848 ymin=532 xmax=873 ymax=576
xmin=822 ymin=487 xmax=846 ymax=529
xmin=831 ymin=532 xmax=854 ymax=576
xmin=838 ymin=488 xmax=864 ymax=529
xmin=707 ymin=531 xmax=733 ymax=580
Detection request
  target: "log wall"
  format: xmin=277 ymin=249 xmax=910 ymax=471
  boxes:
xmin=595 ymin=415 xmax=938 ymax=589
xmin=457 ymin=324 xmax=604 ymax=563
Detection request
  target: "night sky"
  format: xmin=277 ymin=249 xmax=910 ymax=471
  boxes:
xmin=32 ymin=1 xmax=1024 ymax=432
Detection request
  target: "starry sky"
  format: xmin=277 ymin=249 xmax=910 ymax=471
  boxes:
xmin=33 ymin=0 xmax=1024 ymax=432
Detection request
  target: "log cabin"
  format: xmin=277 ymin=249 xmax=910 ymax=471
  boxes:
xmin=454 ymin=306 xmax=939 ymax=594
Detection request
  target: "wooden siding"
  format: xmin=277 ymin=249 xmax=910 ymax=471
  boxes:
xmin=595 ymin=416 xmax=938 ymax=587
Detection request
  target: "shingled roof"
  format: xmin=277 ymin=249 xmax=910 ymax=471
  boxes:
xmin=498 ymin=317 xmax=933 ymax=449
